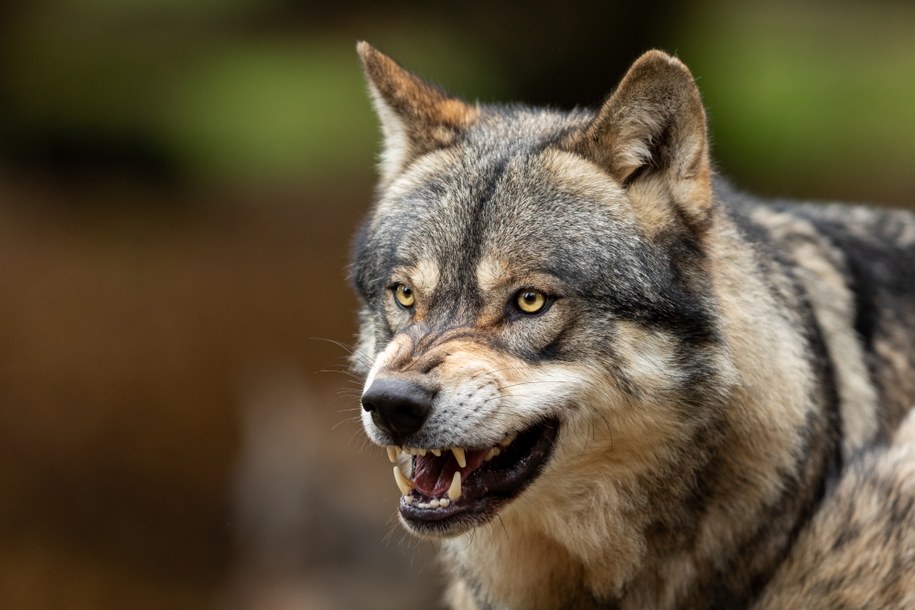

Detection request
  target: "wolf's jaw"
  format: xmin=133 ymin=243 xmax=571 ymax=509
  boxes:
xmin=382 ymin=419 xmax=560 ymax=534
xmin=388 ymin=432 xmax=519 ymax=502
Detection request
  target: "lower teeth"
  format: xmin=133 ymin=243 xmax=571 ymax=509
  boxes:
xmin=404 ymin=493 xmax=453 ymax=509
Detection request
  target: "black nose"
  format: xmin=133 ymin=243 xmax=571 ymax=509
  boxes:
xmin=361 ymin=378 xmax=434 ymax=439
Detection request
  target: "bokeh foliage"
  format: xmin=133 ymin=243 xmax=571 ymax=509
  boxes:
xmin=1 ymin=0 xmax=913 ymax=203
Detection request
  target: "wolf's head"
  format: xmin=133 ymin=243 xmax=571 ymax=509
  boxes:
xmin=351 ymin=43 xmax=737 ymax=539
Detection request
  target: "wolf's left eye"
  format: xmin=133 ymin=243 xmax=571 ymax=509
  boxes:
xmin=394 ymin=283 xmax=416 ymax=309
xmin=515 ymin=289 xmax=547 ymax=314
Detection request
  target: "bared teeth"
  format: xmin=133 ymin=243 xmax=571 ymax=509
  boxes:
xmin=396 ymin=456 xmax=411 ymax=479
xmin=484 ymin=446 xmax=501 ymax=461
xmin=405 ymin=477 xmax=458 ymax=509
xmin=447 ymin=471 xmax=462 ymax=500
xmin=393 ymin=465 xmax=413 ymax=495
xmin=431 ymin=448 xmax=441 ymax=457
xmin=386 ymin=446 xmax=399 ymax=463
xmin=452 ymin=447 xmax=467 ymax=468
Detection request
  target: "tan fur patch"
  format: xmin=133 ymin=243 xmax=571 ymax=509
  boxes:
xmin=623 ymin=176 xmax=679 ymax=237
xmin=475 ymin=255 xmax=508 ymax=293
xmin=539 ymin=149 xmax=626 ymax=202
xmin=407 ymin=259 xmax=441 ymax=298
xmin=613 ymin=321 xmax=679 ymax=398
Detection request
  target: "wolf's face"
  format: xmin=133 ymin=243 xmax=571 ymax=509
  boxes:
xmin=352 ymin=44 xmax=736 ymax=538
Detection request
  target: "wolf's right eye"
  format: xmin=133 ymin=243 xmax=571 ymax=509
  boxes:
xmin=394 ymin=283 xmax=416 ymax=309
xmin=515 ymin=289 xmax=547 ymax=315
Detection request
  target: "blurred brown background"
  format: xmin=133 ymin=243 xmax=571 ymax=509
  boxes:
xmin=0 ymin=1 xmax=913 ymax=608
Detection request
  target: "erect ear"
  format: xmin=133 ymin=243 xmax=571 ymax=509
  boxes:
xmin=357 ymin=42 xmax=478 ymax=186
xmin=564 ymin=50 xmax=713 ymax=230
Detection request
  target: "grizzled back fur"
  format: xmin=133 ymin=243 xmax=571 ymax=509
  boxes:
xmin=350 ymin=43 xmax=915 ymax=610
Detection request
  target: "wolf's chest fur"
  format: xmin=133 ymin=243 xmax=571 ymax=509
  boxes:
xmin=350 ymin=44 xmax=915 ymax=609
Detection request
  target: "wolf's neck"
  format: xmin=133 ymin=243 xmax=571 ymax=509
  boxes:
xmin=442 ymin=526 xmax=603 ymax=610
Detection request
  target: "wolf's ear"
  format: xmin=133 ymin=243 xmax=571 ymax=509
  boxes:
xmin=565 ymin=50 xmax=712 ymax=229
xmin=357 ymin=42 xmax=477 ymax=186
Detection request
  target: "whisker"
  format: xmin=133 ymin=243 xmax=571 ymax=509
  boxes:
xmin=332 ymin=413 xmax=361 ymax=430
xmin=318 ymin=368 xmax=365 ymax=380
xmin=382 ymin=515 xmax=401 ymax=546
xmin=334 ymin=389 xmax=363 ymax=399
xmin=467 ymin=363 xmax=528 ymax=383
xmin=311 ymin=336 xmax=358 ymax=355
xmin=311 ymin=336 xmax=375 ymax=370
xmin=497 ymin=380 xmax=568 ymax=391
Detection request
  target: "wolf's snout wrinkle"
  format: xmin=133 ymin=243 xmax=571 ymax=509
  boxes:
xmin=361 ymin=378 xmax=434 ymax=439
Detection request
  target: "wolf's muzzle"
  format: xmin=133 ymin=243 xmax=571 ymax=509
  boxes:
xmin=362 ymin=377 xmax=434 ymax=441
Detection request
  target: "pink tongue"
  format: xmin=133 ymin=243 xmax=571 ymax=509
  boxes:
xmin=413 ymin=449 xmax=489 ymax=497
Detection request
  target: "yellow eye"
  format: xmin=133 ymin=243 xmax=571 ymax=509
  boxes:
xmin=516 ymin=289 xmax=546 ymax=314
xmin=394 ymin=283 xmax=415 ymax=308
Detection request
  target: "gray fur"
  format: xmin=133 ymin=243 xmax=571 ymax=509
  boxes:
xmin=350 ymin=44 xmax=915 ymax=609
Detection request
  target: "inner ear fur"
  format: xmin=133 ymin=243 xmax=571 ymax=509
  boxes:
xmin=357 ymin=42 xmax=478 ymax=185
xmin=564 ymin=50 xmax=713 ymax=229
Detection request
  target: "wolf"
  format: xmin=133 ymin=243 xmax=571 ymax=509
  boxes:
xmin=349 ymin=42 xmax=915 ymax=609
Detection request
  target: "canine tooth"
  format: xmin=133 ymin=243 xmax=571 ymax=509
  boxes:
xmin=452 ymin=447 xmax=467 ymax=468
xmin=431 ymin=449 xmax=441 ymax=457
xmin=386 ymin=446 xmax=399 ymax=463
xmin=447 ymin=471 xmax=462 ymax=500
xmin=439 ymin=498 xmax=450 ymax=508
xmin=396 ymin=458 xmax=411 ymax=479
xmin=393 ymin=465 xmax=413 ymax=495
xmin=500 ymin=432 xmax=518 ymax=447
xmin=395 ymin=452 xmax=412 ymax=478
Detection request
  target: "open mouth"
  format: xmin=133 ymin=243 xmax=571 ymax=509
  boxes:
xmin=385 ymin=418 xmax=560 ymax=535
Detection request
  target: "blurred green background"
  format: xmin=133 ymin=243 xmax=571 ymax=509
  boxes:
xmin=0 ymin=1 xmax=912 ymax=608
